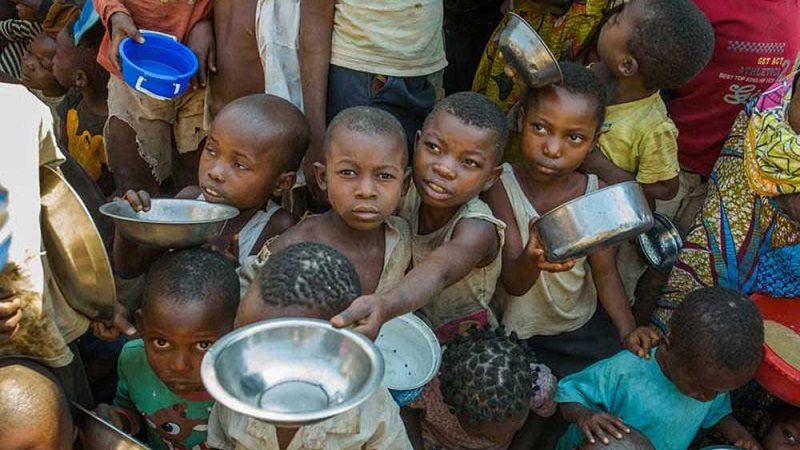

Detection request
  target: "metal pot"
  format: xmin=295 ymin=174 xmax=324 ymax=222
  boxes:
xmin=637 ymin=212 xmax=682 ymax=269
xmin=533 ymin=181 xmax=654 ymax=262
xmin=497 ymin=12 xmax=562 ymax=88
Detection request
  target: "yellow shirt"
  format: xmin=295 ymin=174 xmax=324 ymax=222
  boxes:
xmin=598 ymin=92 xmax=680 ymax=185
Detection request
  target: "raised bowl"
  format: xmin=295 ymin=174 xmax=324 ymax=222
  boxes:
xmin=637 ymin=212 xmax=682 ymax=269
xmin=533 ymin=181 xmax=654 ymax=262
xmin=120 ymin=31 xmax=198 ymax=100
xmin=201 ymin=318 xmax=385 ymax=427
xmin=751 ymin=293 xmax=800 ymax=406
xmin=99 ymin=198 xmax=239 ymax=248
xmin=497 ymin=12 xmax=562 ymax=88
xmin=375 ymin=313 xmax=441 ymax=406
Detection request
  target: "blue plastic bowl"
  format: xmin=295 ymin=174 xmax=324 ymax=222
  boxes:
xmin=120 ymin=31 xmax=198 ymax=100
xmin=389 ymin=387 xmax=425 ymax=407
xmin=0 ymin=188 xmax=9 ymax=273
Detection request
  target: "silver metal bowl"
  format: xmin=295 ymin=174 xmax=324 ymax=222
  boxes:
xmin=73 ymin=402 xmax=149 ymax=450
xmin=99 ymin=198 xmax=239 ymax=248
xmin=498 ymin=12 xmax=562 ymax=88
xmin=376 ymin=313 xmax=441 ymax=405
xmin=637 ymin=212 xmax=682 ymax=269
xmin=534 ymin=181 xmax=654 ymax=262
xmin=201 ymin=318 xmax=385 ymax=427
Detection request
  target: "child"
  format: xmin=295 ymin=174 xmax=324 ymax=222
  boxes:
xmin=52 ymin=15 xmax=113 ymax=195
xmin=578 ymin=427 xmax=654 ymax=450
xmin=239 ymin=106 xmax=411 ymax=299
xmin=332 ymin=92 xmax=507 ymax=342
xmin=0 ymin=358 xmax=76 ymax=450
xmin=762 ymin=404 xmax=800 ymax=450
xmin=116 ymin=94 xmax=307 ymax=277
xmin=99 ymin=249 xmax=240 ymax=450
xmin=208 ymin=242 xmax=413 ymax=449
xmin=556 ymin=287 xmax=763 ymax=450
xmin=0 ymin=3 xmax=43 ymax=82
xmin=407 ymin=326 xmax=558 ymax=450
xmin=21 ymin=32 xmax=67 ymax=107
xmin=484 ymin=62 xmax=638 ymax=377
xmin=94 ymin=0 xmax=213 ymax=194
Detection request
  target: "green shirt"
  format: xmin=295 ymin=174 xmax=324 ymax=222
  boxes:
xmin=114 ymin=339 xmax=214 ymax=450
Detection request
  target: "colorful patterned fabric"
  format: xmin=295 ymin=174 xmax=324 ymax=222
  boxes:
xmin=744 ymin=74 xmax=800 ymax=197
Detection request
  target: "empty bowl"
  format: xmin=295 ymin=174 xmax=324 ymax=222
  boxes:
xmin=375 ymin=313 xmax=441 ymax=406
xmin=99 ymin=198 xmax=239 ymax=248
xmin=201 ymin=318 xmax=385 ymax=427
xmin=497 ymin=12 xmax=562 ymax=88
xmin=120 ymin=30 xmax=199 ymax=100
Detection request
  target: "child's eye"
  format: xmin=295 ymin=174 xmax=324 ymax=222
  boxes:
xmin=204 ymin=147 xmax=217 ymax=156
xmin=426 ymin=142 xmax=442 ymax=154
xmin=196 ymin=341 xmax=213 ymax=351
xmin=568 ymin=134 xmax=586 ymax=144
xmin=235 ymin=162 xmax=249 ymax=171
xmin=338 ymin=169 xmax=356 ymax=177
xmin=377 ymin=173 xmax=396 ymax=180
xmin=784 ymin=430 xmax=797 ymax=443
xmin=464 ymin=159 xmax=480 ymax=168
xmin=152 ymin=339 xmax=170 ymax=349
xmin=532 ymin=123 xmax=546 ymax=134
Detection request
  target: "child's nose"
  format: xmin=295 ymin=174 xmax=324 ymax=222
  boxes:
xmin=207 ymin=166 xmax=224 ymax=183
xmin=355 ymin=176 xmax=377 ymax=198
xmin=433 ymin=161 xmax=456 ymax=180
xmin=170 ymin=351 xmax=192 ymax=373
xmin=542 ymin=138 xmax=563 ymax=159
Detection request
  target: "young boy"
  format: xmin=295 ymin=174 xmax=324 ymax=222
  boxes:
xmin=0 ymin=358 xmax=77 ymax=450
xmin=556 ymin=287 xmax=763 ymax=450
xmin=208 ymin=242 xmax=413 ymax=449
xmin=332 ymin=92 xmax=507 ymax=342
xmin=52 ymin=15 xmax=113 ymax=195
xmin=239 ymin=106 xmax=411 ymax=299
xmin=21 ymin=32 xmax=67 ymax=108
xmin=94 ymin=0 xmax=213 ymax=194
xmin=99 ymin=249 xmax=240 ymax=450
xmin=116 ymin=94 xmax=307 ymax=277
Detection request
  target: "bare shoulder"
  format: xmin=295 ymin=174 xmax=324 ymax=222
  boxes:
xmin=265 ymin=208 xmax=298 ymax=237
xmin=266 ymin=215 xmax=323 ymax=253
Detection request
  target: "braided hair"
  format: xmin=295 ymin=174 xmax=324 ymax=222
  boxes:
xmin=439 ymin=326 xmax=539 ymax=424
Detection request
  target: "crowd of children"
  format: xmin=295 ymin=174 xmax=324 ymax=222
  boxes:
xmin=1 ymin=0 xmax=800 ymax=449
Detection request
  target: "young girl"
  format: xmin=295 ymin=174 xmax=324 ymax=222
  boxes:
xmin=407 ymin=326 xmax=557 ymax=450
xmin=484 ymin=62 xmax=641 ymax=378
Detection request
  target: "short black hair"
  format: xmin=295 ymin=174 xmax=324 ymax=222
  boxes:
xmin=425 ymin=91 xmax=508 ymax=162
xmin=629 ymin=0 xmax=714 ymax=90
xmin=669 ymin=287 xmax=764 ymax=373
xmin=581 ymin=427 xmax=654 ymax=450
xmin=326 ymin=106 xmax=408 ymax=166
xmin=142 ymin=248 xmax=240 ymax=321
xmin=522 ymin=61 xmax=608 ymax=129
xmin=216 ymin=94 xmax=310 ymax=174
xmin=64 ymin=16 xmax=104 ymax=50
xmin=256 ymin=242 xmax=361 ymax=317
xmin=439 ymin=326 xmax=539 ymax=424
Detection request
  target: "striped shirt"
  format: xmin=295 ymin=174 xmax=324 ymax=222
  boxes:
xmin=0 ymin=19 xmax=43 ymax=80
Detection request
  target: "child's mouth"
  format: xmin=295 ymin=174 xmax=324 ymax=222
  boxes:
xmin=423 ymin=180 xmax=453 ymax=199
xmin=203 ymin=186 xmax=224 ymax=200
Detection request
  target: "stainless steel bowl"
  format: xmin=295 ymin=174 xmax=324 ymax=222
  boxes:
xmin=201 ymin=318 xmax=385 ymax=427
xmin=73 ymin=403 xmax=149 ymax=450
xmin=99 ymin=198 xmax=239 ymax=248
xmin=376 ymin=313 xmax=441 ymax=405
xmin=498 ymin=12 xmax=562 ymax=88
xmin=637 ymin=212 xmax=682 ymax=269
xmin=534 ymin=181 xmax=654 ymax=262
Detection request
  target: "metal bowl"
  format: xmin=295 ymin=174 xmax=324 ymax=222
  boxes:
xmin=637 ymin=212 xmax=682 ymax=269
xmin=534 ymin=181 xmax=654 ymax=262
xmin=375 ymin=313 xmax=441 ymax=406
xmin=99 ymin=198 xmax=239 ymax=248
xmin=498 ymin=12 xmax=562 ymax=88
xmin=73 ymin=403 xmax=149 ymax=450
xmin=40 ymin=166 xmax=116 ymax=322
xmin=201 ymin=318 xmax=385 ymax=427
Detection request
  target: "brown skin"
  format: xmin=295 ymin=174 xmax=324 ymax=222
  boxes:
xmin=459 ymin=412 xmax=529 ymax=447
xmin=0 ymin=287 xmax=21 ymax=343
xmin=208 ymin=0 xmax=263 ymax=118
xmin=763 ymin=410 xmax=800 ymax=450
xmin=21 ymin=33 xmax=66 ymax=97
xmin=52 ymin=28 xmax=108 ymax=117
xmin=485 ymin=86 xmax=638 ymax=349
xmin=266 ymin=128 xmax=409 ymax=295
xmin=331 ymin=112 xmax=503 ymax=339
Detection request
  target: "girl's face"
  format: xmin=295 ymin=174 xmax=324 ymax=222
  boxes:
xmin=518 ymin=86 xmax=600 ymax=180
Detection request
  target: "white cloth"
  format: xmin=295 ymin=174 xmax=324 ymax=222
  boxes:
xmin=330 ymin=0 xmax=447 ymax=77
xmin=256 ymin=0 xmax=303 ymax=110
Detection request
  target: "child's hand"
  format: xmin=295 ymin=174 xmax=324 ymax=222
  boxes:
xmin=118 ymin=189 xmax=151 ymax=212
xmin=526 ymin=220 xmax=576 ymax=273
xmin=185 ymin=20 xmax=216 ymax=88
xmin=733 ymin=438 xmax=763 ymax=450
xmin=330 ymin=294 xmax=386 ymax=340
xmin=577 ymin=411 xmax=630 ymax=445
xmin=91 ymin=302 xmax=137 ymax=342
xmin=622 ymin=326 xmax=661 ymax=359
xmin=108 ymin=12 xmax=144 ymax=72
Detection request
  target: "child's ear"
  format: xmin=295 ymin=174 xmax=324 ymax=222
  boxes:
xmin=272 ymin=171 xmax=296 ymax=198
xmin=133 ymin=309 xmax=143 ymax=331
xmin=618 ymin=55 xmax=639 ymax=78
xmin=74 ymin=69 xmax=88 ymax=89
xmin=516 ymin=105 xmax=525 ymax=133
xmin=401 ymin=167 xmax=412 ymax=196
xmin=481 ymin=165 xmax=504 ymax=192
xmin=313 ymin=162 xmax=328 ymax=192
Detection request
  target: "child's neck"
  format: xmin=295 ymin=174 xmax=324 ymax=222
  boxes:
xmin=324 ymin=210 xmax=384 ymax=247
xmin=596 ymin=64 xmax=656 ymax=105
xmin=81 ymin=82 xmax=108 ymax=117
xmin=418 ymin=201 xmax=461 ymax=235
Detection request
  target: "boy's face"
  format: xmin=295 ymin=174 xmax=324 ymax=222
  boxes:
xmin=199 ymin=115 xmax=294 ymax=210
xmin=21 ymin=34 xmax=61 ymax=92
xmin=661 ymin=346 xmax=753 ymax=403
xmin=51 ymin=28 xmax=78 ymax=89
xmin=413 ymin=112 xmax=501 ymax=210
xmin=235 ymin=284 xmax=329 ymax=328
xmin=316 ymin=128 xmax=408 ymax=232
xmin=596 ymin=0 xmax=646 ymax=76
xmin=764 ymin=412 xmax=800 ymax=450
xmin=518 ymin=87 xmax=598 ymax=179
xmin=139 ymin=299 xmax=233 ymax=396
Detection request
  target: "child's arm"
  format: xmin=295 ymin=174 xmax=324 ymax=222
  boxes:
xmin=561 ymin=403 xmax=631 ymax=446
xmin=112 ymin=190 xmax=167 ymax=278
xmin=586 ymin=247 xmax=638 ymax=352
xmin=94 ymin=0 xmax=144 ymax=71
xmin=714 ymin=415 xmax=762 ymax=450
xmin=483 ymin=180 xmax=575 ymax=296
xmin=331 ymin=218 xmax=500 ymax=339
xmin=401 ymin=407 xmax=424 ymax=450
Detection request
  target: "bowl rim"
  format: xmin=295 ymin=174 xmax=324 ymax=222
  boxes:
xmin=533 ymin=180 xmax=646 ymax=225
xmin=499 ymin=12 xmax=563 ymax=85
xmin=119 ymin=32 xmax=199 ymax=80
xmin=99 ymin=198 xmax=240 ymax=225
xmin=376 ymin=313 xmax=442 ymax=390
xmin=637 ymin=212 xmax=682 ymax=268
xmin=201 ymin=318 xmax=385 ymax=424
